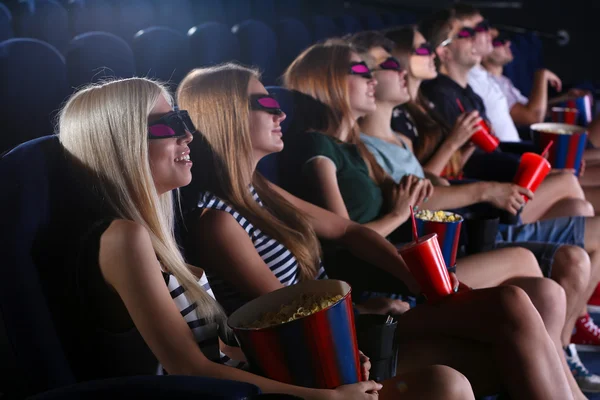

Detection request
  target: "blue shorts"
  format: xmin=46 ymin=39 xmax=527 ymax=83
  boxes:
xmin=494 ymin=241 xmax=562 ymax=278
xmin=497 ymin=216 xmax=586 ymax=249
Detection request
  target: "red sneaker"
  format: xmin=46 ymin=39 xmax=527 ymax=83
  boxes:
xmin=588 ymin=283 xmax=600 ymax=314
xmin=572 ymin=314 xmax=600 ymax=352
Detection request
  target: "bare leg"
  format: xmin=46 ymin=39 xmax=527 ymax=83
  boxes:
xmin=396 ymin=286 xmax=573 ymax=399
xmin=380 ymin=365 xmax=474 ymax=400
xmin=538 ymin=198 xmax=595 ymax=220
xmin=457 ymin=248 xmax=585 ymax=398
xmin=549 ymin=246 xmax=593 ymax=344
xmin=456 ymin=247 xmax=542 ymax=288
xmin=521 ymin=172 xmax=586 ymax=223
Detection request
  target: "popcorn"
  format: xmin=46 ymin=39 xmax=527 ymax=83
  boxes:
xmin=415 ymin=210 xmax=462 ymax=223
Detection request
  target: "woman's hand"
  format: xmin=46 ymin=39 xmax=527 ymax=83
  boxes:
xmin=448 ymin=111 xmax=482 ymax=148
xmin=482 ymin=182 xmax=534 ymax=215
xmin=391 ymin=175 xmax=431 ymax=216
xmin=359 ymin=351 xmax=371 ymax=380
xmin=330 ymin=381 xmax=383 ymax=400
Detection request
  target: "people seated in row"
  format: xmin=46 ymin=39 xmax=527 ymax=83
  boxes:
xmin=57 ymin=77 xmax=398 ymax=400
xmin=347 ymin=28 xmax=600 ymax=392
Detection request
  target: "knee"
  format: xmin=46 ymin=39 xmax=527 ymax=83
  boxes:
xmin=509 ymin=247 xmax=543 ymax=277
xmin=560 ymin=173 xmax=586 ymax=199
xmin=568 ymin=199 xmax=595 ymax=217
xmin=552 ymin=245 xmax=591 ymax=292
xmin=533 ymin=278 xmax=567 ymax=320
xmin=494 ymin=285 xmax=548 ymax=335
xmin=424 ymin=365 xmax=474 ymax=400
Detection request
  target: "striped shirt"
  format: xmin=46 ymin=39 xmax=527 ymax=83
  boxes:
xmin=197 ymin=186 xmax=327 ymax=315
xmin=158 ymin=272 xmax=244 ymax=374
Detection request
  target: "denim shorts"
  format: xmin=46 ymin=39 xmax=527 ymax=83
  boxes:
xmin=497 ymin=216 xmax=586 ymax=249
xmin=494 ymin=241 xmax=562 ymax=278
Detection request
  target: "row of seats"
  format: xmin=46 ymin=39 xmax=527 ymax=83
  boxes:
xmin=0 ymin=0 xmax=416 ymax=50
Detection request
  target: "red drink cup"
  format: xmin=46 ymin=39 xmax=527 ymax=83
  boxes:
xmin=397 ymin=233 xmax=453 ymax=302
xmin=513 ymin=152 xmax=551 ymax=203
xmin=551 ymin=107 xmax=579 ymax=125
xmin=470 ymin=119 xmax=499 ymax=153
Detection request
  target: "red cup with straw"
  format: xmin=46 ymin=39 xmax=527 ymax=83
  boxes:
xmin=513 ymin=141 xmax=553 ymax=203
xmin=397 ymin=206 xmax=453 ymax=302
xmin=456 ymin=99 xmax=499 ymax=153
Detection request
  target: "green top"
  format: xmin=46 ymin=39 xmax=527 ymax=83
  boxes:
xmin=279 ymin=131 xmax=384 ymax=224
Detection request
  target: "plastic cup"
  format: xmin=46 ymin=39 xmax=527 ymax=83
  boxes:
xmin=513 ymin=152 xmax=551 ymax=202
xmin=470 ymin=119 xmax=500 ymax=153
xmin=397 ymin=233 xmax=453 ymax=302
xmin=415 ymin=211 xmax=463 ymax=269
xmin=228 ymin=280 xmax=362 ymax=389
xmin=531 ymin=122 xmax=588 ymax=176
xmin=551 ymin=107 xmax=579 ymax=125
xmin=559 ymin=95 xmax=593 ymax=126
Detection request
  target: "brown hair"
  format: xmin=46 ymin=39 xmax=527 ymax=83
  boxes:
xmin=177 ymin=63 xmax=321 ymax=281
xmin=283 ymin=40 xmax=387 ymax=186
xmin=386 ymin=26 xmax=462 ymax=177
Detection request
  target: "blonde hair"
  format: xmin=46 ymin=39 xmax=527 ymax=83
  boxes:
xmin=58 ymin=77 xmax=225 ymax=324
xmin=177 ymin=64 xmax=322 ymax=282
xmin=283 ymin=40 xmax=387 ymax=186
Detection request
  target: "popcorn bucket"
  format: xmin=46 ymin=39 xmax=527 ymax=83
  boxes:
xmin=531 ymin=122 xmax=588 ymax=176
xmin=551 ymin=107 xmax=579 ymax=125
xmin=558 ymin=95 xmax=593 ymax=126
xmin=414 ymin=211 xmax=463 ymax=269
xmin=227 ymin=280 xmax=362 ymax=389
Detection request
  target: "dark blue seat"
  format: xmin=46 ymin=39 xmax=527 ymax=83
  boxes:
xmin=275 ymin=0 xmax=303 ymax=19
xmin=0 ymin=3 xmax=14 ymax=42
xmin=132 ymin=26 xmax=191 ymax=89
xmin=359 ymin=10 xmax=386 ymax=31
xmin=274 ymin=18 xmax=311 ymax=77
xmin=232 ymin=19 xmax=278 ymax=85
xmin=380 ymin=12 xmax=399 ymax=28
xmin=307 ymin=15 xmax=340 ymax=43
xmin=70 ymin=0 xmax=116 ymax=37
xmin=250 ymin=0 xmax=277 ymax=24
xmin=115 ymin=0 xmax=156 ymax=42
xmin=27 ymin=375 xmax=262 ymax=399
xmin=13 ymin=0 xmax=70 ymax=52
xmin=65 ymin=31 xmax=135 ymax=89
xmin=188 ymin=22 xmax=240 ymax=67
xmin=0 ymin=39 xmax=68 ymax=153
xmin=0 ymin=136 xmax=267 ymax=399
xmin=334 ymin=14 xmax=363 ymax=36
xmin=222 ymin=0 xmax=251 ymax=25
xmin=154 ymin=0 xmax=195 ymax=34
xmin=190 ymin=0 xmax=226 ymax=23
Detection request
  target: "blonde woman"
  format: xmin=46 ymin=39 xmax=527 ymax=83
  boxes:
xmin=57 ymin=77 xmax=391 ymax=399
xmin=177 ymin=63 xmax=576 ymax=400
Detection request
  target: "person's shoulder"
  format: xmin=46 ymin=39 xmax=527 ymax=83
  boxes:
xmin=101 ymin=219 xmax=152 ymax=253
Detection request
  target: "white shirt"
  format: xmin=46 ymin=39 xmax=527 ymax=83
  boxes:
xmin=468 ymin=65 xmax=522 ymax=142
xmin=491 ymin=74 xmax=529 ymax=109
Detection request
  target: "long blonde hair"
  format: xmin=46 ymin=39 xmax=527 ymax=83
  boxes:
xmin=177 ymin=64 xmax=321 ymax=281
xmin=283 ymin=40 xmax=387 ymax=186
xmin=58 ymin=77 xmax=225 ymax=324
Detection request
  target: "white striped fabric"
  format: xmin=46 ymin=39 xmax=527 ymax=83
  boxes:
xmin=197 ymin=186 xmax=327 ymax=315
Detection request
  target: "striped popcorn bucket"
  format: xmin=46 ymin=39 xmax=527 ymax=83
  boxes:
xmin=415 ymin=212 xmax=463 ymax=269
xmin=551 ymin=107 xmax=579 ymax=125
xmin=228 ymin=280 xmax=362 ymax=389
xmin=558 ymin=95 xmax=593 ymax=126
xmin=531 ymin=123 xmax=588 ymax=176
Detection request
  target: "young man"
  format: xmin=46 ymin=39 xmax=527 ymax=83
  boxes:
xmin=481 ymin=30 xmax=596 ymax=141
xmin=419 ymin=6 xmax=600 ymax=393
